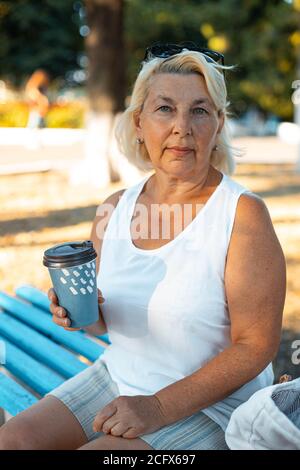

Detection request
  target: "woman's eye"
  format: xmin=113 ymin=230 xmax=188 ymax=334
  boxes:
xmin=157 ymin=105 xmax=172 ymax=112
xmin=156 ymin=106 xmax=208 ymax=114
xmin=193 ymin=108 xmax=207 ymax=115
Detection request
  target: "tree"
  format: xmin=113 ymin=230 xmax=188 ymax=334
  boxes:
xmin=0 ymin=0 xmax=83 ymax=86
xmin=69 ymin=0 xmax=142 ymax=188
xmin=124 ymin=0 xmax=300 ymax=120
xmin=85 ymin=0 xmax=125 ymax=113
xmin=1 ymin=0 xmax=299 ymax=121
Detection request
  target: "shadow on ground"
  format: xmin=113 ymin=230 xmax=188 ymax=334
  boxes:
xmin=0 ymin=205 xmax=98 ymax=236
xmin=257 ymin=184 xmax=300 ymax=199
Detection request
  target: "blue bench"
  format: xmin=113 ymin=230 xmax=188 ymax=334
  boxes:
xmin=0 ymin=285 xmax=110 ymax=422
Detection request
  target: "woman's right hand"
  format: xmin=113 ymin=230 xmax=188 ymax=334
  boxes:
xmin=48 ymin=287 xmax=105 ymax=332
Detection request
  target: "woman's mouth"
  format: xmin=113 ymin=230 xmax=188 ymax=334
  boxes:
xmin=167 ymin=147 xmax=193 ymax=155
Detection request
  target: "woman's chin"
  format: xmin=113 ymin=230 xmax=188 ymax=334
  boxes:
xmin=164 ymin=160 xmax=196 ymax=178
xmin=166 ymin=159 xmax=195 ymax=174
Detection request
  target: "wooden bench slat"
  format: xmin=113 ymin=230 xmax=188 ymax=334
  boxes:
xmin=0 ymin=286 xmax=112 ymax=421
xmin=16 ymin=285 xmax=51 ymax=312
xmin=0 ymin=311 xmax=87 ymax=378
xmin=0 ymin=291 xmax=106 ymax=362
xmin=15 ymin=285 xmax=111 ymax=345
xmin=0 ymin=335 xmax=65 ymax=395
xmin=0 ymin=372 xmax=38 ymax=416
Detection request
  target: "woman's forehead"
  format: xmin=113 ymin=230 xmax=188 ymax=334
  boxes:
xmin=146 ymin=73 xmax=212 ymax=105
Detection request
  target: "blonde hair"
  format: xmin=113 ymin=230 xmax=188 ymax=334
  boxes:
xmin=115 ymin=50 xmax=239 ymax=175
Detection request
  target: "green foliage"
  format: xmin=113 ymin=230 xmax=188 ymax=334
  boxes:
xmin=0 ymin=0 xmax=299 ymax=119
xmin=124 ymin=0 xmax=300 ymax=119
xmin=0 ymin=0 xmax=84 ymax=86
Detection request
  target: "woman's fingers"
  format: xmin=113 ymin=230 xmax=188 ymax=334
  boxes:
xmin=52 ymin=314 xmax=80 ymax=331
xmin=48 ymin=286 xmax=96 ymax=331
xmin=48 ymin=287 xmax=58 ymax=303
xmin=52 ymin=311 xmax=70 ymax=327
xmin=48 ymin=287 xmax=76 ymax=329
xmin=52 ymin=311 xmax=81 ymax=331
xmin=49 ymin=301 xmax=66 ymax=318
xmin=48 ymin=287 xmax=66 ymax=318
xmin=64 ymin=326 xmax=82 ymax=332
xmin=97 ymin=288 xmax=105 ymax=303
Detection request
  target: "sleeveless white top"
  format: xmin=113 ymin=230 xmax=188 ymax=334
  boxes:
xmin=97 ymin=171 xmax=274 ymax=431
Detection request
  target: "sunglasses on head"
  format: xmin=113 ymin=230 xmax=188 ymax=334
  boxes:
xmin=143 ymin=41 xmax=225 ymax=67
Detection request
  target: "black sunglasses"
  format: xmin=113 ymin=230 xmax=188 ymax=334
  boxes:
xmin=143 ymin=41 xmax=225 ymax=67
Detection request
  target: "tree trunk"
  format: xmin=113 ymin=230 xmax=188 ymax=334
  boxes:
xmin=85 ymin=0 xmax=125 ymax=114
xmin=70 ymin=0 xmax=142 ymax=188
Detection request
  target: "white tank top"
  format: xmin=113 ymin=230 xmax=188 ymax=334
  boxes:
xmin=97 ymin=171 xmax=274 ymax=431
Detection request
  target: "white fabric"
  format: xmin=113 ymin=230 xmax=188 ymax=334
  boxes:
xmin=97 ymin=171 xmax=274 ymax=432
xmin=225 ymin=378 xmax=300 ymax=449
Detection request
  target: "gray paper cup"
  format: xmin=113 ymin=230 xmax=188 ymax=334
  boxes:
xmin=43 ymin=240 xmax=99 ymax=328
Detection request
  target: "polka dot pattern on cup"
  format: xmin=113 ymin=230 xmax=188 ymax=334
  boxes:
xmin=60 ymin=261 xmax=96 ymax=296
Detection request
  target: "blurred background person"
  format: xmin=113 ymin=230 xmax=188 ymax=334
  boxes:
xmin=25 ymin=69 xmax=50 ymax=129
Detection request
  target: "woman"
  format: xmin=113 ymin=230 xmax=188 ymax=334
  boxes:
xmin=25 ymin=69 xmax=50 ymax=129
xmin=0 ymin=43 xmax=286 ymax=450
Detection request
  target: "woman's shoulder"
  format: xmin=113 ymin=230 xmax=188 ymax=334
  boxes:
xmin=235 ymin=191 xmax=275 ymax=238
xmin=101 ymin=188 xmax=127 ymax=207
xmin=222 ymin=173 xmax=276 ymax=236
xmin=222 ymin=172 xmax=253 ymax=197
xmin=93 ymin=188 xmax=128 ymax=233
xmin=90 ymin=188 xmax=128 ymax=273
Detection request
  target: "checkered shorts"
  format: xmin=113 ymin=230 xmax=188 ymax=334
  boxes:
xmin=46 ymin=359 xmax=228 ymax=450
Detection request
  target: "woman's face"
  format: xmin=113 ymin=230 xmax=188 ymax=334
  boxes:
xmin=134 ymin=73 xmax=224 ymax=178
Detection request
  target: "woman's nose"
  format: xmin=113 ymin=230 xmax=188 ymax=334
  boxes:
xmin=172 ymin=113 xmax=192 ymax=135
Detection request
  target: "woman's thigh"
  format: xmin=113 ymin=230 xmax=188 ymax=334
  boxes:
xmin=140 ymin=410 xmax=229 ymax=450
xmin=0 ymin=395 xmax=88 ymax=450
xmin=78 ymin=434 xmax=153 ymax=450
xmin=43 ymin=359 xmax=121 ymax=443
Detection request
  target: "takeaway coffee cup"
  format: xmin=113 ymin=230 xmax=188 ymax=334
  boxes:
xmin=43 ymin=240 xmax=99 ymax=328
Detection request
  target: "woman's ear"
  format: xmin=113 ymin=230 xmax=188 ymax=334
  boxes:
xmin=133 ymin=110 xmax=142 ymax=133
xmin=217 ymin=110 xmax=225 ymax=135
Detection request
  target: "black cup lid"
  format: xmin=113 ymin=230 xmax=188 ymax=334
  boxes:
xmin=43 ymin=240 xmax=97 ymax=268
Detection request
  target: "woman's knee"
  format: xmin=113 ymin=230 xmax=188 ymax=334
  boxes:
xmin=0 ymin=397 xmax=88 ymax=450
xmin=0 ymin=418 xmax=37 ymax=450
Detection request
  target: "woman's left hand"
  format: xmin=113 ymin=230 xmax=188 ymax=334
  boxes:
xmin=92 ymin=395 xmax=166 ymax=439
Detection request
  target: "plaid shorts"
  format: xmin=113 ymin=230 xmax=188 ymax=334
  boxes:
xmin=46 ymin=359 xmax=228 ymax=450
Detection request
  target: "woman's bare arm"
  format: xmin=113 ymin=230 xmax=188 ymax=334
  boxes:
xmin=154 ymin=194 xmax=286 ymax=425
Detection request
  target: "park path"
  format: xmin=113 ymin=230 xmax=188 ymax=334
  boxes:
xmin=0 ymin=128 xmax=298 ymax=175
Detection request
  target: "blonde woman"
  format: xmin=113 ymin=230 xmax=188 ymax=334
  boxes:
xmin=0 ymin=42 xmax=286 ymax=451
